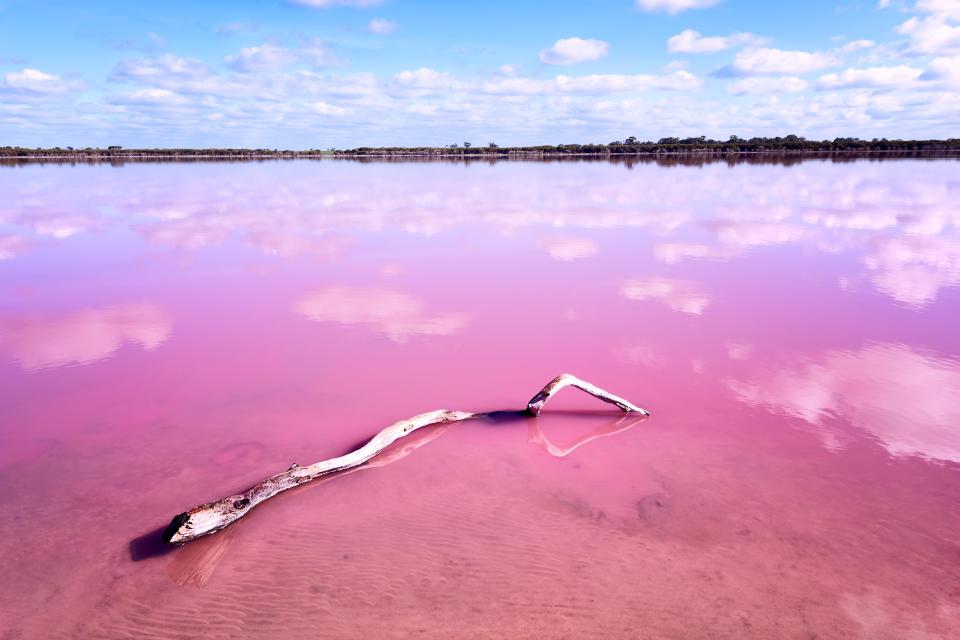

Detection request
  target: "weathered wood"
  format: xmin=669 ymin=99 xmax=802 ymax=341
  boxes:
xmin=163 ymin=373 xmax=649 ymax=544
xmin=525 ymin=373 xmax=649 ymax=416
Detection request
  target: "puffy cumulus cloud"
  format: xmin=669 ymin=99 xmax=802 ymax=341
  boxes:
xmin=112 ymin=88 xmax=190 ymax=105
xmin=726 ymin=75 xmax=808 ymax=95
xmin=620 ymin=277 xmax=711 ymax=315
xmin=310 ymin=100 xmax=351 ymax=115
xmin=723 ymin=47 xmax=837 ymax=76
xmin=226 ymin=44 xmax=295 ymax=71
xmin=556 ymin=69 xmax=700 ymax=92
xmin=1 ymin=68 xmax=83 ymax=95
xmin=635 ymin=0 xmax=722 ymax=14
xmin=112 ymin=53 xmax=210 ymax=82
xmin=366 ymin=18 xmax=397 ymax=35
xmin=539 ymin=38 xmax=610 ymax=65
xmin=728 ymin=344 xmax=960 ymax=463
xmin=0 ymin=303 xmax=172 ymax=371
xmin=917 ymin=0 xmax=960 ymax=19
xmin=897 ymin=9 xmax=960 ymax=54
xmin=667 ymin=29 xmax=766 ymax=54
xmin=392 ymin=66 xmax=701 ymax=98
xmin=225 ymin=40 xmax=342 ymax=73
xmin=817 ymin=65 xmax=923 ymax=89
xmin=921 ymin=55 xmax=960 ymax=85
xmin=481 ymin=70 xmax=700 ymax=95
xmin=537 ymin=236 xmax=599 ymax=260
xmin=6 ymin=38 xmax=956 ymax=157
xmin=838 ymin=39 xmax=876 ymax=53
xmin=293 ymin=286 xmax=468 ymax=342
xmin=392 ymin=68 xmax=465 ymax=95
xmin=289 ymin=0 xmax=384 ymax=7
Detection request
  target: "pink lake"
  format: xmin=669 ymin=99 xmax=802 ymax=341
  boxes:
xmin=1 ymin=157 xmax=959 ymax=639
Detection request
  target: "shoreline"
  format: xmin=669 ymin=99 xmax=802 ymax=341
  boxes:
xmin=3 ymin=149 xmax=960 ymax=162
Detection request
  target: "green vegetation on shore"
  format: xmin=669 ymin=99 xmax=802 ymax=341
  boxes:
xmin=3 ymin=136 xmax=960 ymax=159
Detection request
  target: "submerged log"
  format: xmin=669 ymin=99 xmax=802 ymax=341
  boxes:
xmin=162 ymin=373 xmax=649 ymax=544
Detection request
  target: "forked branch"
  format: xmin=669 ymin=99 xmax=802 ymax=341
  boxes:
xmin=163 ymin=373 xmax=649 ymax=544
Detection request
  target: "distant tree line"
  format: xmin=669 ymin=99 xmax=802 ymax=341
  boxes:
xmin=0 ymin=147 xmax=334 ymax=158
xmin=334 ymin=135 xmax=960 ymax=156
xmin=2 ymin=136 xmax=959 ymax=159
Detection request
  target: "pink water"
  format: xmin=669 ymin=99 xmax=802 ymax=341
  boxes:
xmin=1 ymin=157 xmax=959 ymax=639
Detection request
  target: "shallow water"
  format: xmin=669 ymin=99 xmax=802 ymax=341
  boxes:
xmin=1 ymin=157 xmax=959 ymax=639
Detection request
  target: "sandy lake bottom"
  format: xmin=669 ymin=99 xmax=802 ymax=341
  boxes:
xmin=1 ymin=157 xmax=959 ymax=639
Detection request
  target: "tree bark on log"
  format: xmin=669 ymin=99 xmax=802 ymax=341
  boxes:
xmin=163 ymin=373 xmax=649 ymax=544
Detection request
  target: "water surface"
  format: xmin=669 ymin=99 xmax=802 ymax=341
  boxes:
xmin=1 ymin=157 xmax=959 ymax=639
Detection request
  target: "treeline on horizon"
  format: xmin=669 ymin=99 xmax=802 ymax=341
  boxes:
xmin=3 ymin=135 xmax=960 ymax=158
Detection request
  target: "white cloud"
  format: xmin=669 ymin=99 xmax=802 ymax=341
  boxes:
xmin=922 ymin=55 xmax=960 ymax=85
xmin=393 ymin=67 xmax=460 ymax=91
xmin=539 ymin=38 xmax=610 ymax=65
xmin=817 ymin=65 xmax=923 ymax=89
xmin=366 ymin=18 xmax=397 ymax=35
xmin=289 ymin=0 xmax=384 ymax=7
xmin=310 ymin=100 xmax=350 ymax=115
xmin=635 ymin=0 xmax=722 ymax=14
xmin=917 ymin=0 xmax=960 ymax=20
xmin=2 ymin=68 xmax=80 ymax=94
xmin=667 ymin=29 xmax=766 ymax=54
xmin=480 ymin=70 xmax=700 ymax=95
xmin=726 ymin=75 xmax=808 ymax=94
xmin=897 ymin=1 xmax=960 ymax=54
xmin=225 ymin=41 xmax=341 ymax=72
xmin=116 ymin=88 xmax=190 ymax=105
xmin=112 ymin=54 xmax=210 ymax=82
xmin=839 ymin=39 xmax=876 ymax=53
xmin=299 ymin=39 xmax=345 ymax=68
xmin=554 ymin=70 xmax=699 ymax=92
xmin=728 ymin=48 xmax=837 ymax=75
xmin=226 ymin=44 xmax=297 ymax=72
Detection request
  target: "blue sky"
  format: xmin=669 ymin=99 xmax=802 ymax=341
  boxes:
xmin=1 ymin=0 xmax=958 ymax=147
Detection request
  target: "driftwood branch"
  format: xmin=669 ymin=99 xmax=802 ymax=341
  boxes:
xmin=163 ymin=373 xmax=649 ymax=544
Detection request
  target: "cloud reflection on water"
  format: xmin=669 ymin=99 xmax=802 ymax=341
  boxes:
xmin=0 ymin=234 xmax=30 ymax=260
xmin=728 ymin=343 xmax=960 ymax=463
xmin=865 ymin=236 xmax=960 ymax=307
xmin=1 ymin=159 xmax=958 ymax=307
xmin=0 ymin=303 xmax=172 ymax=371
xmin=620 ymin=277 xmax=711 ymax=315
xmin=536 ymin=236 xmax=599 ymax=261
xmin=294 ymin=286 xmax=469 ymax=342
